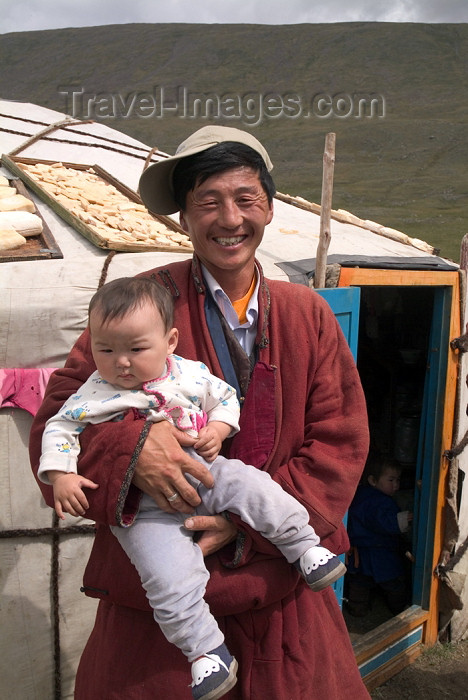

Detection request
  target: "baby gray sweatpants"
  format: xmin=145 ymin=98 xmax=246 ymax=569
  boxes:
xmin=111 ymin=449 xmax=319 ymax=661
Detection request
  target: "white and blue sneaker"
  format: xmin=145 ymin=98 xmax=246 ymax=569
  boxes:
xmin=191 ymin=643 xmax=238 ymax=700
xmin=295 ymin=546 xmax=346 ymax=592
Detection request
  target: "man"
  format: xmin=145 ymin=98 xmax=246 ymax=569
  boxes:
xmin=30 ymin=125 xmax=370 ymax=698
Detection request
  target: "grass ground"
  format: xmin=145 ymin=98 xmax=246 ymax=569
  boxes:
xmin=371 ymin=639 xmax=468 ymax=698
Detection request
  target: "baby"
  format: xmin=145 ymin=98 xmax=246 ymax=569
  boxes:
xmin=39 ymin=276 xmax=346 ymax=700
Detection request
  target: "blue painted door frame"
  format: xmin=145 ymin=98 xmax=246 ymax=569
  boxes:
xmin=411 ymin=286 xmax=452 ymax=608
xmin=315 ymin=287 xmax=361 ymax=359
xmin=315 ymin=287 xmax=361 ymax=605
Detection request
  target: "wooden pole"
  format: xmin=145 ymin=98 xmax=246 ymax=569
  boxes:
xmin=460 ymin=233 xmax=468 ymax=272
xmin=314 ymin=133 xmax=336 ymax=288
xmin=8 ymin=118 xmax=94 ymax=156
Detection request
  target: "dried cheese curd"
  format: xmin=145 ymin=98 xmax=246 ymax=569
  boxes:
xmin=20 ymin=162 xmax=193 ymax=251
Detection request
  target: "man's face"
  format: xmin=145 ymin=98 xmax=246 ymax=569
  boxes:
xmin=179 ymin=166 xmax=273 ymax=283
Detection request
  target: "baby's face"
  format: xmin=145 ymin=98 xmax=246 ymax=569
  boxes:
xmin=372 ymin=468 xmax=401 ymax=497
xmin=89 ymin=300 xmax=178 ymax=389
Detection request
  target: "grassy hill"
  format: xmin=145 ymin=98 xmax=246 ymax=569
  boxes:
xmin=1 ymin=22 xmax=467 ymax=260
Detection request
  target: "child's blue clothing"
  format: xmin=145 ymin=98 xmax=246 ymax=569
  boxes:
xmin=347 ymin=484 xmax=406 ymax=583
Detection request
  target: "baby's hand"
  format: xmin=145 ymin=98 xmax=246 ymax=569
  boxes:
xmin=49 ymin=472 xmax=99 ymax=520
xmin=194 ymin=425 xmax=222 ymax=462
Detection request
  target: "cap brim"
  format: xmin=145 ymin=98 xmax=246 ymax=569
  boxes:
xmin=139 ymin=141 xmax=223 ymax=215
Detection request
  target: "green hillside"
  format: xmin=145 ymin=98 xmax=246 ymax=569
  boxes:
xmin=1 ymin=22 xmax=467 ymax=260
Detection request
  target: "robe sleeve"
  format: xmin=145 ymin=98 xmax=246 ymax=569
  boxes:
xmin=29 ymin=328 xmax=145 ymax=526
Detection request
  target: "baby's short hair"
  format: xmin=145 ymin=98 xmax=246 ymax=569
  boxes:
xmin=88 ymin=276 xmax=174 ymax=332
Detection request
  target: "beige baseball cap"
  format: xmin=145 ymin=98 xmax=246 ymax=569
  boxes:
xmin=138 ymin=125 xmax=273 ymax=214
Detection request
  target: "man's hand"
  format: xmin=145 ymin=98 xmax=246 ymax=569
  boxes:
xmin=133 ymin=420 xmax=214 ymax=514
xmin=184 ymin=514 xmax=238 ymax=556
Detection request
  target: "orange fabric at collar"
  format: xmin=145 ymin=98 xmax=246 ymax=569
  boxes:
xmin=231 ymin=275 xmax=256 ymax=324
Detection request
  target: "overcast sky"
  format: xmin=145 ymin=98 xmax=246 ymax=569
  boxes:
xmin=2 ymin=0 xmax=468 ymax=34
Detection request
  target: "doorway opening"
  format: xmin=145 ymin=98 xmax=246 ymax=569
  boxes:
xmin=343 ymin=284 xmax=449 ymax=641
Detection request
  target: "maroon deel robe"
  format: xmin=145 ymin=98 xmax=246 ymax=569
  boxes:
xmin=29 ymin=258 xmax=370 ymax=699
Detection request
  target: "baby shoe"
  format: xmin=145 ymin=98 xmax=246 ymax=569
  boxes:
xmin=191 ymin=642 xmax=238 ymax=700
xmin=295 ymin=546 xmax=347 ymax=592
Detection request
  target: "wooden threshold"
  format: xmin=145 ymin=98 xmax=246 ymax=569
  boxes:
xmin=353 ymin=606 xmax=429 ymax=689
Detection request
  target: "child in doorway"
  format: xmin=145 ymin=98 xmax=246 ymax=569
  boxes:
xmin=346 ymin=455 xmax=413 ymax=617
xmin=38 ymin=276 xmax=346 ymax=700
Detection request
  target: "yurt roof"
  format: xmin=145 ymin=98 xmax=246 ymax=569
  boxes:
xmin=1 ymin=99 xmax=455 ymax=277
xmin=0 ymin=99 xmax=457 ymax=369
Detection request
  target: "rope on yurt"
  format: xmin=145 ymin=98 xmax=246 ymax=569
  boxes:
xmin=0 ymin=112 xmax=162 ymax=155
xmin=0 ymin=524 xmax=95 ymax=539
xmin=98 ymin=250 xmax=117 ymax=288
xmin=7 ymin=118 xmax=95 ymax=157
xmin=1 ymin=112 xmax=167 ymax=163
xmin=1 ymin=127 xmax=160 ymax=162
xmin=0 ymin=521 xmax=96 ymax=698
xmin=442 ymin=536 xmax=468 ymax=572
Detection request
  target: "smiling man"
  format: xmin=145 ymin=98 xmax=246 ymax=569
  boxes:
xmin=30 ymin=126 xmax=370 ymax=699
xmin=140 ymin=127 xmax=275 ymax=302
xmin=179 ymin=167 xmax=272 ymax=298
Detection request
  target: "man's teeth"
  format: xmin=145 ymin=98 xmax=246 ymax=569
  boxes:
xmin=215 ymin=236 xmax=244 ymax=246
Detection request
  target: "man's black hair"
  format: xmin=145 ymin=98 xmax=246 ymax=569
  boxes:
xmin=172 ymin=142 xmax=276 ymax=211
